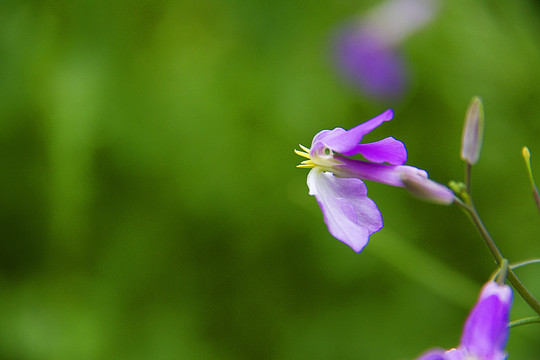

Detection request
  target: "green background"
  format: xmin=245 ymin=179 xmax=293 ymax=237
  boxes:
xmin=1 ymin=0 xmax=540 ymax=358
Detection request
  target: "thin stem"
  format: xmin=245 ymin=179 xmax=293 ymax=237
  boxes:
xmin=508 ymin=316 xmax=540 ymax=328
xmin=456 ymin=200 xmax=540 ymax=316
xmin=491 ymin=258 xmax=540 ymax=280
xmin=522 ymin=147 xmax=540 ymax=213
xmin=464 ymin=163 xmax=472 ymax=196
xmin=510 ymin=258 xmax=540 ymax=270
xmin=532 ymin=187 xmax=540 ymax=212
xmin=462 ymin=202 xmax=503 ymax=263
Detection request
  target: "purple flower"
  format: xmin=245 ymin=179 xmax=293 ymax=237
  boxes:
xmin=295 ymin=109 xmax=448 ymax=252
xmin=415 ymin=281 xmax=513 ymax=360
xmin=333 ymin=0 xmax=440 ymax=100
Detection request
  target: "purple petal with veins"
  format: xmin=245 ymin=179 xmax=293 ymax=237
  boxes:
xmin=307 ymin=170 xmax=382 ymax=252
xmin=311 ymin=109 xmax=394 ymax=156
xmin=460 ymin=282 xmax=512 ymax=359
xmin=353 ymin=136 xmax=407 ymax=165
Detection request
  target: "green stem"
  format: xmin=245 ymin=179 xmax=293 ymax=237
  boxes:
xmin=508 ymin=316 xmax=540 ymax=328
xmin=464 ymin=163 xmax=472 ymax=197
xmin=491 ymin=259 xmax=540 ymax=280
xmin=510 ymin=258 xmax=540 ymax=270
xmin=455 ymin=198 xmax=540 ymax=316
xmin=522 ymin=147 xmax=540 ymax=213
xmin=532 ymin=188 xmax=540 ymax=213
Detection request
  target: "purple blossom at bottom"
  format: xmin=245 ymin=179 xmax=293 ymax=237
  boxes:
xmin=415 ymin=281 xmax=513 ymax=360
xmin=295 ymin=109 xmax=453 ymax=252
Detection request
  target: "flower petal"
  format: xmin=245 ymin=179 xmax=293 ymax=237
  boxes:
xmin=307 ymin=169 xmax=383 ymax=252
xmin=333 ymin=156 xmax=427 ymax=187
xmin=311 ymin=109 xmax=394 ymax=155
xmin=459 ymin=282 xmax=512 ymax=359
xmin=349 ymin=136 xmax=407 ymax=164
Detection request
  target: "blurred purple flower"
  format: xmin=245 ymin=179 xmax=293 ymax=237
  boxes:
xmin=333 ymin=0 xmax=440 ymax=100
xmin=415 ymin=281 xmax=513 ymax=360
xmin=295 ymin=109 xmax=446 ymax=252
xmin=335 ymin=28 xmax=408 ymax=100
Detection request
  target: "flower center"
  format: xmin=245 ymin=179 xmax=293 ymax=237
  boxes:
xmin=294 ymin=144 xmax=316 ymax=169
xmin=294 ymin=144 xmax=342 ymax=170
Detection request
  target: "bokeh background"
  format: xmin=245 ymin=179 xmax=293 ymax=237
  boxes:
xmin=1 ymin=0 xmax=540 ymax=359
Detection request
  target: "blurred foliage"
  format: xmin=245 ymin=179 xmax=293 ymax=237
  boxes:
xmin=1 ymin=0 xmax=540 ymax=359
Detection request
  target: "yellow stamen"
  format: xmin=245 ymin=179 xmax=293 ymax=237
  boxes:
xmin=295 ymin=145 xmax=316 ymax=168
xmin=299 ymin=144 xmax=310 ymax=153
xmin=296 ymin=159 xmax=315 ymax=168
xmin=294 ymin=149 xmax=311 ymax=159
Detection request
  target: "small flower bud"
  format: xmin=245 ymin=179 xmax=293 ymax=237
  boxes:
xmin=460 ymin=96 xmax=485 ymax=165
xmin=448 ymin=180 xmax=466 ymax=195
xmin=522 ymin=146 xmax=540 ymax=212
xmin=401 ymin=172 xmax=454 ymax=205
xmin=448 ymin=180 xmax=470 ymax=204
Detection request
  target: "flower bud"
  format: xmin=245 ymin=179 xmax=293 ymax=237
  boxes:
xmin=522 ymin=146 xmax=540 ymax=212
xmin=401 ymin=172 xmax=454 ymax=205
xmin=460 ymin=96 xmax=485 ymax=165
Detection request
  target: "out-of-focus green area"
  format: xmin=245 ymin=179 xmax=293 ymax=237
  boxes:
xmin=1 ymin=0 xmax=540 ymax=359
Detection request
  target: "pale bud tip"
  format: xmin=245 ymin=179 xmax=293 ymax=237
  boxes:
xmin=460 ymin=96 xmax=485 ymax=165
xmin=522 ymin=146 xmax=531 ymax=161
xmin=522 ymin=146 xmax=540 ymax=213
